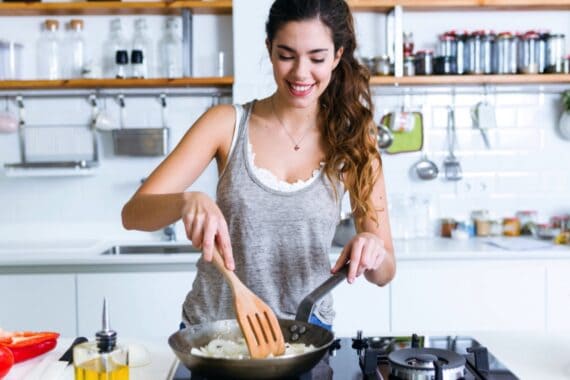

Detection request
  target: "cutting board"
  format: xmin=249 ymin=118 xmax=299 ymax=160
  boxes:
xmin=380 ymin=112 xmax=424 ymax=154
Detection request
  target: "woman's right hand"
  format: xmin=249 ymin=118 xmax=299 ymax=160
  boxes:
xmin=182 ymin=192 xmax=234 ymax=271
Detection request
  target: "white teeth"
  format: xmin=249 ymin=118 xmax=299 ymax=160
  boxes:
xmin=290 ymin=84 xmax=312 ymax=92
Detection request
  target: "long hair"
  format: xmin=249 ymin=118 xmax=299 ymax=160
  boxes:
xmin=266 ymin=0 xmax=380 ymax=222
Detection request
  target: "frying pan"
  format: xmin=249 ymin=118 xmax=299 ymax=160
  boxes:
xmin=168 ymin=266 xmax=349 ymax=380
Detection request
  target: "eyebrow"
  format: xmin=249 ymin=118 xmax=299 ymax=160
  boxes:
xmin=276 ymin=44 xmax=328 ymax=54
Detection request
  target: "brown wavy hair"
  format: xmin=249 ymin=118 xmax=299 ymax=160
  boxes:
xmin=266 ymin=0 xmax=380 ymax=222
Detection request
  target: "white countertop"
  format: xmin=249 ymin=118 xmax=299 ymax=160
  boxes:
xmin=5 ymin=331 xmax=570 ymax=379
xmin=0 ymin=237 xmax=568 ymax=267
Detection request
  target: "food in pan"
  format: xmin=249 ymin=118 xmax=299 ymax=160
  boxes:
xmin=191 ymin=338 xmax=316 ymax=359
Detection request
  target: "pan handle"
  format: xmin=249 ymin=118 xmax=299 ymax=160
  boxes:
xmin=295 ymin=264 xmax=349 ymax=322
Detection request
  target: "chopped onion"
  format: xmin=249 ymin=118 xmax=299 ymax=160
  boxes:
xmin=190 ymin=338 xmax=316 ymax=359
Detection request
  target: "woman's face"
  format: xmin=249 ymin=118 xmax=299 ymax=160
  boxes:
xmin=268 ymin=19 xmax=343 ymax=109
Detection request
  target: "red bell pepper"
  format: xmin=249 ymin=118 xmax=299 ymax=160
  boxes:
xmin=0 ymin=331 xmax=59 ymax=363
xmin=0 ymin=345 xmax=14 ymax=379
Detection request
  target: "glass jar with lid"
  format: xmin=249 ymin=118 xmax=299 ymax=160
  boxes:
xmin=494 ymin=32 xmax=514 ymax=74
xmin=466 ymin=31 xmax=483 ymax=74
xmin=519 ymin=31 xmax=540 ymax=74
xmin=414 ymin=50 xmax=433 ymax=75
xmin=438 ymin=31 xmax=457 ymax=58
xmin=545 ymin=33 xmax=566 ymax=73
xmin=36 ymin=19 xmax=61 ymax=80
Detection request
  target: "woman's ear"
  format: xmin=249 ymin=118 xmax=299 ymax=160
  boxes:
xmin=266 ymin=38 xmax=272 ymax=56
xmin=333 ymin=47 xmax=344 ymax=69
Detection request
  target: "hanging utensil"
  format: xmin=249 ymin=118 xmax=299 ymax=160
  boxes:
xmin=443 ymin=105 xmax=462 ymax=181
xmin=413 ymin=105 xmax=438 ymax=180
xmin=377 ymin=123 xmax=393 ymax=149
xmin=210 ymin=246 xmax=286 ymax=359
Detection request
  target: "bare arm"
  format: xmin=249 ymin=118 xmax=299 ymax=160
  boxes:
xmin=331 ymin=157 xmax=396 ymax=286
xmin=121 ymin=104 xmax=236 ymax=268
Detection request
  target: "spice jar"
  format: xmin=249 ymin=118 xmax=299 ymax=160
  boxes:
xmin=456 ymin=31 xmax=468 ymax=75
xmin=475 ymin=219 xmax=491 ymax=237
xmin=494 ymin=32 xmax=514 ymax=74
xmin=545 ymin=33 xmax=566 ymax=73
xmin=519 ymin=31 xmax=540 ymax=74
xmin=403 ymin=55 xmax=415 ymax=76
xmin=516 ymin=210 xmax=537 ymax=235
xmin=502 ymin=217 xmax=521 ymax=237
xmin=438 ymin=32 xmax=457 ymax=58
xmin=414 ymin=50 xmax=433 ymax=75
xmin=374 ymin=55 xmax=391 ymax=76
xmin=441 ymin=218 xmax=456 ymax=238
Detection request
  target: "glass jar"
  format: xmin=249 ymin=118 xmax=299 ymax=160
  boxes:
xmin=466 ymin=31 xmax=483 ymax=74
xmin=374 ymin=55 xmax=391 ymax=76
xmin=519 ymin=31 xmax=540 ymax=74
xmin=440 ymin=218 xmax=456 ymax=238
xmin=494 ymin=32 xmax=513 ymax=74
xmin=502 ymin=217 xmax=521 ymax=237
xmin=438 ymin=32 xmax=457 ymax=58
xmin=36 ymin=19 xmax=61 ymax=80
xmin=516 ymin=210 xmax=537 ymax=235
xmin=545 ymin=33 xmax=566 ymax=73
xmin=63 ymin=19 xmax=86 ymax=79
xmin=481 ymin=31 xmax=495 ymax=74
xmin=403 ymin=55 xmax=415 ymax=76
xmin=0 ymin=40 xmax=23 ymax=80
xmin=414 ymin=50 xmax=433 ymax=75
xmin=538 ymin=31 xmax=549 ymax=73
xmin=434 ymin=56 xmax=456 ymax=74
xmin=456 ymin=31 xmax=468 ymax=75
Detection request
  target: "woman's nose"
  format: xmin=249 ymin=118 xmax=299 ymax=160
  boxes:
xmin=292 ymin=57 xmax=310 ymax=79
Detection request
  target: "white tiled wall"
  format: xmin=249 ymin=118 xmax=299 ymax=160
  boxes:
xmin=378 ymin=89 xmax=570 ymax=238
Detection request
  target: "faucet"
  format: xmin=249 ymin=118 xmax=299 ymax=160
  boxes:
xmin=163 ymin=224 xmax=177 ymax=241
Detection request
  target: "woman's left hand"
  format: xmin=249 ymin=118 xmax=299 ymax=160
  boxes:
xmin=331 ymin=232 xmax=387 ymax=283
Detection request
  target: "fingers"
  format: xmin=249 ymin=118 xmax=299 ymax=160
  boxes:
xmin=342 ymin=234 xmax=386 ymax=284
xmin=216 ymin=220 xmax=234 ymax=271
xmin=347 ymin=237 xmax=364 ymax=284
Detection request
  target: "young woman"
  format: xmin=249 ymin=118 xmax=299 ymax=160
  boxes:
xmin=122 ymin=0 xmax=395 ymax=329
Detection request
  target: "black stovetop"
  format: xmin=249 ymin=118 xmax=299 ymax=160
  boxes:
xmin=172 ymin=333 xmax=519 ymax=380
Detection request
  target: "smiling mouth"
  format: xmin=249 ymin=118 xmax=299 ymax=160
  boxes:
xmin=287 ymin=81 xmax=315 ymax=96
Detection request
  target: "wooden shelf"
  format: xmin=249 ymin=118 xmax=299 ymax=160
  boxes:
xmin=0 ymin=77 xmax=233 ymax=90
xmin=348 ymin=0 xmax=570 ymax=11
xmin=0 ymin=0 xmax=232 ymax=16
xmin=369 ymin=74 xmax=570 ymax=86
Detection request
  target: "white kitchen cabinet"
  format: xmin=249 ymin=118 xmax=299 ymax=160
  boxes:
xmin=546 ymin=262 xmax=570 ymax=331
xmin=0 ymin=274 xmax=76 ymax=336
xmin=391 ymin=260 xmax=545 ymax=332
xmin=332 ymin=278 xmax=390 ymax=336
xmin=76 ymin=271 xmax=196 ymax=339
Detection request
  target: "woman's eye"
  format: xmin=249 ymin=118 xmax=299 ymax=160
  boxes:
xmin=311 ymin=58 xmax=325 ymax=64
xmin=278 ymin=55 xmax=294 ymax=61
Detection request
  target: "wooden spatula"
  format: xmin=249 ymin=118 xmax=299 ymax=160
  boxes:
xmin=210 ymin=247 xmax=286 ymax=359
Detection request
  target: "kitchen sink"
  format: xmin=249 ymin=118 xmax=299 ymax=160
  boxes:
xmin=100 ymin=244 xmax=200 ymax=255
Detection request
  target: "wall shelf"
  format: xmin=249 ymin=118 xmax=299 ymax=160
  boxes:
xmin=0 ymin=0 xmax=232 ymax=16
xmin=347 ymin=0 xmax=570 ymax=12
xmin=369 ymin=74 xmax=570 ymax=86
xmin=0 ymin=77 xmax=233 ymax=90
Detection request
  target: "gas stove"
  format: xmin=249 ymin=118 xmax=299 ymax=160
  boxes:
xmin=172 ymin=331 xmax=519 ymax=380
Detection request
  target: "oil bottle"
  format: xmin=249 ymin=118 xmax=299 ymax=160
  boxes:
xmin=74 ymin=299 xmax=129 ymax=380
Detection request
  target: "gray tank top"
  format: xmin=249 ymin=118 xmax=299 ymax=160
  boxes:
xmin=182 ymin=101 xmax=342 ymax=325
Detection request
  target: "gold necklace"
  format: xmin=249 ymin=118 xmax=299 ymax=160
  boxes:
xmin=270 ymin=96 xmax=313 ymax=151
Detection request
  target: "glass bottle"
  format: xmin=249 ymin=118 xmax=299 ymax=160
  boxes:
xmin=115 ymin=50 xmax=128 ymax=79
xmin=36 ymin=19 xmax=61 ymax=80
xmin=130 ymin=49 xmax=144 ymax=78
xmin=73 ymin=299 xmax=129 ymax=380
xmin=159 ymin=17 xmax=183 ymax=78
xmin=103 ymin=18 xmax=127 ymax=79
xmin=63 ymin=19 xmax=86 ymax=78
xmin=132 ymin=18 xmax=153 ymax=78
